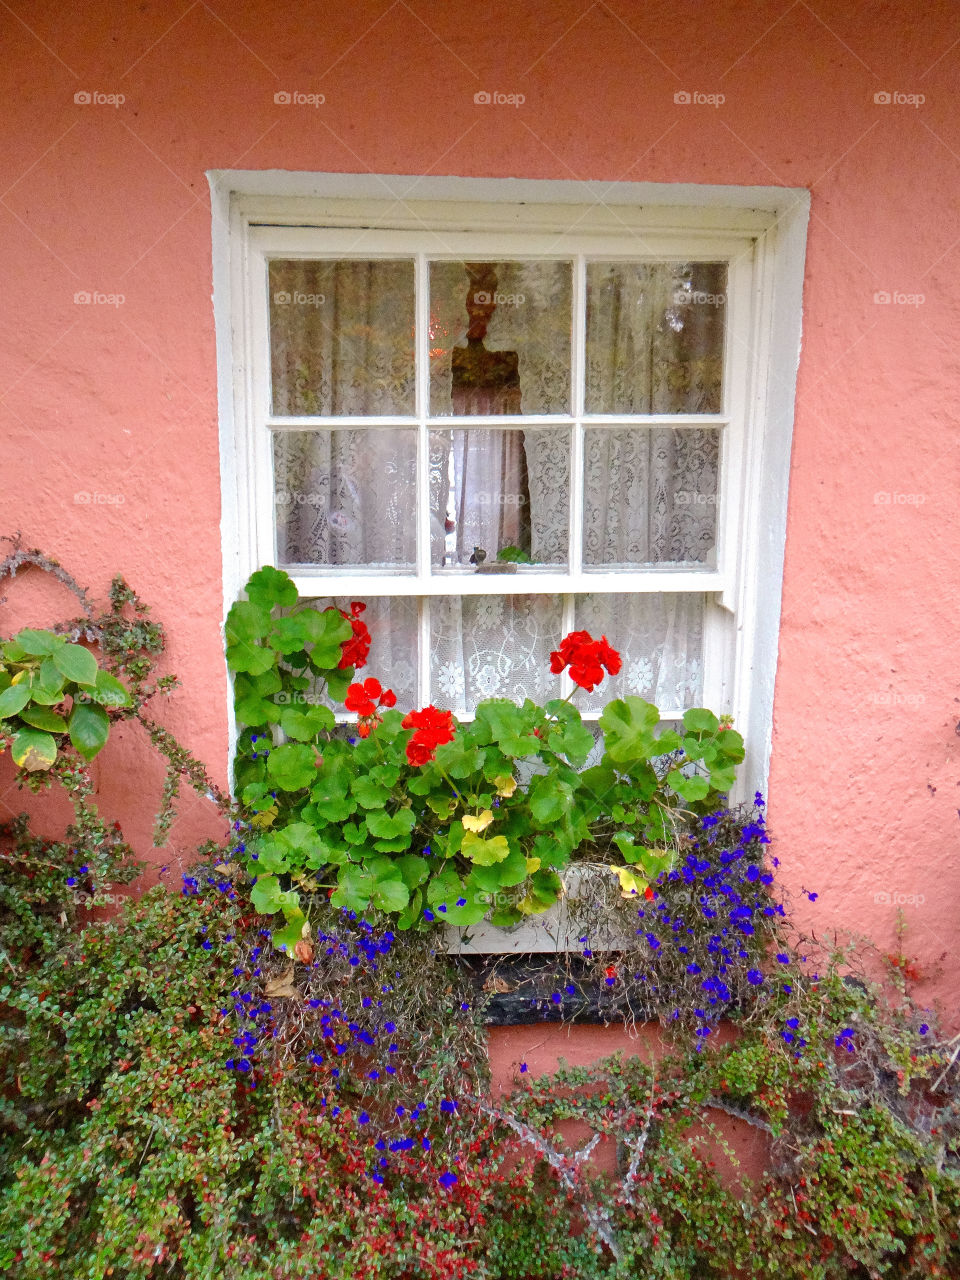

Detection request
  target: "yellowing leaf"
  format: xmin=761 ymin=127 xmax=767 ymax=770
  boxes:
xmin=610 ymin=865 xmax=647 ymax=899
xmin=251 ymin=805 xmax=278 ymax=829
xmin=461 ymin=831 xmax=510 ymax=866
xmin=494 ymin=775 xmax=517 ymax=798
xmin=11 ymin=728 xmax=58 ymax=772
xmin=463 ymin=809 xmax=494 ymax=833
xmin=524 ymin=856 xmax=541 ymax=874
xmin=516 ymin=893 xmax=552 ymax=917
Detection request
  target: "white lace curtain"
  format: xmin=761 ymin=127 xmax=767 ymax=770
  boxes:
xmin=268 ymin=258 xmax=720 ymax=711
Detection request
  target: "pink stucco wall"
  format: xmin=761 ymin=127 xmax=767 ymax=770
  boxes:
xmin=2 ymin=1 xmax=959 ymax=1043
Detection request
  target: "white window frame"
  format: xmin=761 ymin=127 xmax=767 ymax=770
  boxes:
xmin=210 ymin=172 xmax=809 ymax=802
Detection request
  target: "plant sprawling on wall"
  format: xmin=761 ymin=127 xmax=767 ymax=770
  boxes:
xmin=1 ymin=540 xmax=958 ymax=1279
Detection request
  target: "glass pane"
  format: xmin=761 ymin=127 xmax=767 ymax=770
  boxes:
xmin=585 ymin=262 xmax=726 ymax=414
xmin=583 ymin=427 xmax=718 ymax=567
xmin=307 ymin=596 xmax=419 ymax=712
xmin=269 ymin=259 xmax=415 ymax=416
xmin=429 ymin=428 xmax=570 ymax=568
xmin=430 ymin=595 xmax=563 ymax=712
xmin=429 ymin=260 xmax=572 ymax=415
xmin=274 ymin=429 xmax=417 ymax=569
xmin=574 ymin=593 xmax=704 ymax=713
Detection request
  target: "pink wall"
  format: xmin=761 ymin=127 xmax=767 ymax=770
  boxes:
xmin=2 ymin=1 xmax=959 ymax=1024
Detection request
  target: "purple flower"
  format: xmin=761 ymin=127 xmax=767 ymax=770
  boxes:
xmin=438 ymin=1172 xmax=458 ymax=1188
xmin=746 ymin=969 xmax=763 ymax=985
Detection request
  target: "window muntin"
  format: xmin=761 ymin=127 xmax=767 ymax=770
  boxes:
xmin=248 ymin=229 xmax=749 ymax=720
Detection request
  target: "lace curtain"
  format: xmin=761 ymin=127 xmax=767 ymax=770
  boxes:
xmin=268 ymin=257 xmax=720 ymax=711
xmin=431 ymin=593 xmax=703 ymax=715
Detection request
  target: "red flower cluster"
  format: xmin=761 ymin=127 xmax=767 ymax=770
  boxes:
xmin=344 ymin=677 xmax=396 ymax=738
xmin=401 ymin=705 xmax=455 ymax=766
xmin=549 ymin=629 xmax=621 ymax=692
xmin=338 ymin=601 xmax=371 ymax=670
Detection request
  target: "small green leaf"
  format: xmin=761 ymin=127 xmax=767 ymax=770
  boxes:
xmin=683 ymin=707 xmax=720 ymax=734
xmin=666 ymin=769 xmax=710 ymax=803
xmin=365 ymin=808 xmax=416 ymax=839
xmin=91 ymin=669 xmax=132 ymax=708
xmin=28 ymin=659 xmax=66 ymax=704
xmin=225 ymin=600 xmax=272 ymax=646
xmin=226 ymin=642 xmax=276 ymax=676
xmin=68 ymin=702 xmax=110 ymax=760
xmin=14 ymin=628 xmax=63 ymax=656
xmin=0 ymin=683 xmax=32 ymax=718
xmin=272 ymin=912 xmax=307 ymax=954
xmin=599 ymin=697 xmax=661 ymax=765
xmin=250 ymin=875 xmax=287 ymax=914
xmin=18 ymin=706 xmax=68 ymax=733
xmin=53 ymin=643 xmax=99 ymax=688
xmin=266 ymin=742 xmax=317 ymax=791
xmin=351 ymin=774 xmax=391 ymax=809
xmin=372 ymin=874 xmax=409 ymax=913
xmin=245 ymin=565 xmax=298 ymax=610
xmin=396 ymin=854 xmax=430 ymax=890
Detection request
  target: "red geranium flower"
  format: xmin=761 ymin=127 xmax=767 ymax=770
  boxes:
xmin=401 ymin=705 xmax=455 ymax=766
xmin=345 ymin=676 xmax=396 ymax=737
xmin=549 ymin=629 xmax=621 ymax=692
xmin=338 ymin=601 xmax=371 ymax=670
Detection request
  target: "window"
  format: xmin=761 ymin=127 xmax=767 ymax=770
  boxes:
xmin=217 ymin=175 xmax=808 ymax=797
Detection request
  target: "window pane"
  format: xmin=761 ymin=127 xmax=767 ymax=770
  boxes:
xmin=574 ymin=593 xmax=704 ymax=713
xmin=431 ymin=595 xmax=563 ymax=711
xmin=585 ymin=262 xmax=726 ymax=414
xmin=429 ymin=260 xmax=572 ymax=415
xmin=583 ymin=427 xmax=718 ymax=567
xmin=274 ymin=429 xmax=417 ymax=569
xmin=429 ymin=428 xmax=570 ymax=568
xmin=307 ymin=596 xmax=419 ymax=712
xmin=269 ymin=259 xmax=415 ymax=416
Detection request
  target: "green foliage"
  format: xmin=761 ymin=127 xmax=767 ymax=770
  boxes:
xmin=2 ymin=858 xmax=959 ymax=1279
xmin=0 ymin=627 xmax=130 ymax=770
xmin=229 ymin=566 xmax=746 ymax=949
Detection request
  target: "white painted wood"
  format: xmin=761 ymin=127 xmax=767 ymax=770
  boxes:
xmin=285 ymin=572 xmax=726 ymax=596
xmin=210 ymin=171 xmax=810 ymax=818
xmin=446 ymin=864 xmax=633 ymax=955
